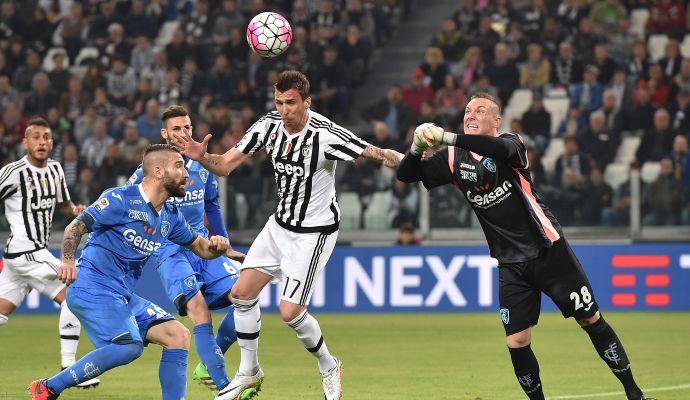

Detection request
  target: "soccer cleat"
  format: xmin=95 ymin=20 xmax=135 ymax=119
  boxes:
xmin=193 ymin=362 xmax=218 ymax=393
xmin=61 ymin=367 xmax=100 ymax=389
xmin=27 ymin=379 xmax=59 ymax=400
xmin=214 ymin=369 xmax=264 ymax=400
xmin=321 ymin=357 xmax=343 ymax=400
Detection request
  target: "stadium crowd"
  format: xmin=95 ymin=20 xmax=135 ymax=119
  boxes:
xmin=0 ymin=0 xmax=688 ymax=232
xmin=355 ymin=0 xmax=690 ymax=229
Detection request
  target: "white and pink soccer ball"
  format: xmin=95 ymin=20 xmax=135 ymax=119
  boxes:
xmin=246 ymin=12 xmax=292 ymax=58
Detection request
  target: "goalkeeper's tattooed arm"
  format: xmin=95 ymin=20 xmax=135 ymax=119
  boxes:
xmin=362 ymin=145 xmax=404 ymax=168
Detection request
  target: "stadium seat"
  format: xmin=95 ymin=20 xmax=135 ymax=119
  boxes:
xmin=545 ymin=87 xmax=568 ymax=99
xmin=507 ymin=89 xmax=533 ymax=114
xmin=647 ymin=34 xmax=668 ymax=62
xmin=543 ymin=97 xmax=570 ymax=135
xmin=541 ymin=138 xmax=564 ymax=177
xmin=614 ymin=136 xmax=642 ymax=165
xmin=641 ymin=162 xmax=661 ymax=183
xmin=235 ymin=193 xmax=249 ymax=229
xmin=74 ymin=46 xmax=100 ymax=66
xmin=156 ymin=20 xmax=181 ymax=47
xmin=42 ymin=47 xmax=69 ymax=72
xmin=629 ymin=8 xmax=649 ymax=37
xmin=338 ymin=192 xmax=362 ymax=230
xmin=604 ymin=163 xmax=630 ymax=190
xmin=681 ymin=34 xmax=690 ymax=58
xmin=363 ymin=191 xmax=391 ymax=229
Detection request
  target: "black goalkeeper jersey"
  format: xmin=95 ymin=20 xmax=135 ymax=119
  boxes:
xmin=398 ymin=132 xmax=563 ymax=264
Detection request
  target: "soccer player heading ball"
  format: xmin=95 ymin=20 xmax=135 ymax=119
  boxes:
xmin=397 ymin=93 xmax=652 ymax=400
xmin=174 ymin=70 xmax=403 ymax=400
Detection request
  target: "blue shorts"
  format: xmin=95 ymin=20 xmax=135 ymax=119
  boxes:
xmin=156 ymin=248 xmax=239 ymax=316
xmin=66 ymin=286 xmax=174 ymax=348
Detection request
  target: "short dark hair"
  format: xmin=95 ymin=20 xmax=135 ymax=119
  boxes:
xmin=275 ymin=70 xmax=310 ymax=100
xmin=24 ymin=117 xmax=50 ymax=137
xmin=161 ymin=105 xmax=189 ymax=125
xmin=142 ymin=144 xmax=181 ymax=175
xmin=469 ymin=92 xmax=502 ymax=113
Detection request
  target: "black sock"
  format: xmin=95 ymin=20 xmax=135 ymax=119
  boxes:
xmin=508 ymin=345 xmax=545 ymax=400
xmin=583 ymin=317 xmax=643 ymax=400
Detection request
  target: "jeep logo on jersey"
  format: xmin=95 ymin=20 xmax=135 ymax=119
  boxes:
xmin=482 ymin=158 xmax=497 ymax=172
xmin=161 ymin=221 xmax=170 ymax=237
xmin=274 ymin=160 xmax=305 ymax=177
xmin=122 ymin=229 xmax=162 ymax=253
xmin=466 ymin=181 xmax=513 ymax=208
xmin=199 ymin=169 xmax=208 ymax=183
xmin=30 ymin=197 xmax=56 ymax=211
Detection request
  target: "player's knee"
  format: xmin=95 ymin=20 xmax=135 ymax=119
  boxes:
xmin=0 ymin=313 xmax=8 ymax=326
xmin=164 ymin=322 xmax=191 ymax=349
xmin=506 ymin=330 xmax=532 ymax=348
xmin=577 ymin=310 xmax=601 ymax=327
xmin=185 ymin=296 xmax=211 ymax=324
xmin=230 ymin=284 xmax=253 ymax=301
xmin=279 ymin=302 xmax=305 ymax=323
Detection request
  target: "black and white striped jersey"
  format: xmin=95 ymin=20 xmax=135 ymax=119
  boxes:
xmin=0 ymin=157 xmax=71 ymax=256
xmin=236 ymin=110 xmax=369 ymax=233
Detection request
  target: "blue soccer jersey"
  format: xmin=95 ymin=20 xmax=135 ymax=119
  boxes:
xmin=72 ymin=184 xmax=198 ymax=297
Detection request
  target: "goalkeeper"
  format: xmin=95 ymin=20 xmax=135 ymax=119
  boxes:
xmin=396 ymin=92 xmax=652 ymax=400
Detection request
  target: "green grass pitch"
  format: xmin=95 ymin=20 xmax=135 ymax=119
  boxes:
xmin=1 ymin=312 xmax=688 ymax=399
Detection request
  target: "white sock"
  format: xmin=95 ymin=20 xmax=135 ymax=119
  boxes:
xmin=59 ymin=302 xmax=80 ymax=367
xmin=286 ymin=310 xmax=336 ymax=374
xmin=0 ymin=313 xmax=7 ymax=326
xmin=233 ymin=297 xmax=261 ymax=375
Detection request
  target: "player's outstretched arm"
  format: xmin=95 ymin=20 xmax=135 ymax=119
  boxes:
xmin=57 ymin=218 xmax=88 ymax=285
xmin=58 ymin=201 xmax=86 ymax=217
xmin=361 ymin=145 xmax=404 ymax=168
xmin=187 ymin=235 xmax=230 ymax=259
xmin=171 ymin=129 xmax=250 ymax=176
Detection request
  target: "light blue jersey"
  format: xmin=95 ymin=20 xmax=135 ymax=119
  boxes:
xmin=73 ymin=184 xmax=198 ymax=297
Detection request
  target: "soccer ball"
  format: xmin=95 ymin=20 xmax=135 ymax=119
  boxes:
xmin=246 ymin=12 xmax=292 ymax=58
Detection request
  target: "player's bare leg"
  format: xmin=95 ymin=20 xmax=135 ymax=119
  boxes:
xmin=507 ymin=327 xmax=544 ymax=400
xmin=0 ymin=297 xmax=16 ymax=325
xmin=216 ymin=269 xmax=272 ymax=400
xmin=281 ymin=301 xmax=342 ymax=400
xmin=579 ymin=311 xmax=650 ymax=400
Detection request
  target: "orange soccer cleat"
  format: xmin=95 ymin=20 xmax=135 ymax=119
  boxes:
xmin=27 ymin=379 xmax=59 ymax=400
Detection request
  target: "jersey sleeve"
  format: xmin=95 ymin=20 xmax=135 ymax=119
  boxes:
xmin=78 ymin=189 xmax=125 ymax=231
xmin=51 ymin=163 xmax=71 ymax=203
xmin=235 ymin=114 xmax=276 ymax=155
xmin=204 ymin=173 xmax=229 ymax=238
xmin=126 ymin=165 xmax=144 ymax=185
xmin=0 ymin=163 xmax=19 ymax=201
xmin=323 ymin=121 xmax=370 ymax=162
xmin=167 ymin=207 xmax=198 ymax=246
xmin=397 ymin=148 xmax=454 ymax=190
xmin=499 ymin=133 xmax=529 ymax=169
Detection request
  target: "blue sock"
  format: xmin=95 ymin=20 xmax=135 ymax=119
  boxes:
xmin=159 ymin=349 xmax=188 ymax=400
xmin=194 ymin=323 xmax=230 ymax=389
xmin=216 ymin=309 xmax=238 ymax=354
xmin=46 ymin=342 xmax=143 ymax=393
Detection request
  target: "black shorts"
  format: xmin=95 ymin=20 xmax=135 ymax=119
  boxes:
xmin=498 ymin=238 xmax=599 ymax=336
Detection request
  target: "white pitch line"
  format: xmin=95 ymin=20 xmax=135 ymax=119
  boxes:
xmin=542 ymin=383 xmax=690 ymax=399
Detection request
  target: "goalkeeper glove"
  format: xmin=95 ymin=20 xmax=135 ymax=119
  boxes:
xmin=410 ymin=123 xmax=456 ymax=156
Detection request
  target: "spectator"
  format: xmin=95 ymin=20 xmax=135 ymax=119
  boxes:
xmin=646 ymin=0 xmax=686 ymax=38
xmin=519 ymin=43 xmax=550 ymax=90
xmin=607 ymin=68 xmax=633 ymax=113
xmin=519 ymin=0 xmax=547 ymax=42
xmin=0 ymin=74 xmax=21 ymax=111
xmin=157 ymin=68 xmax=182 ymax=109
xmin=638 ymin=63 xmax=670 ymax=108
xmin=555 ymin=135 xmax=592 ymax=189
xmin=82 ymin=63 xmax=105 ymax=93
xmin=588 ymin=0 xmax=627 ymax=36
xmin=74 ymin=167 xmax=97 ymax=205
xmin=570 ymin=65 xmax=604 ymax=115
xmin=339 ymin=24 xmax=372 ymax=87
xmin=118 ymin=121 xmax=149 ymax=171
xmin=366 ymin=85 xmax=414 ymax=141
xmin=557 ymin=0 xmax=587 ymax=35
xmin=551 ymin=41 xmax=583 ymax=88
xmin=61 ymin=143 xmax=81 ymax=190
xmin=166 ymin=28 xmax=195 ymax=70
xmin=130 ymin=35 xmax=156 ymax=75
xmin=643 ymin=157 xmax=683 ymax=225
xmin=0 ymin=1 xmax=26 ymax=38
xmin=485 ymin=42 xmax=519 ymax=106
xmin=181 ymin=0 xmax=212 ymax=45
xmin=636 ymin=108 xmax=675 ymax=165
xmin=452 ymin=46 xmax=484 ymax=90
xmin=420 ymin=46 xmax=448 ymax=91
xmin=592 ymin=44 xmax=616 ymax=86
xmin=627 ymin=39 xmax=650 ymax=83
xmin=668 ymin=134 xmax=690 ymax=188
xmin=674 ymin=58 xmax=690 ymax=94
xmin=453 ymin=0 xmax=480 ymax=35
xmin=123 ymin=0 xmax=156 ymax=40
xmin=206 ymin=54 xmax=235 ymax=103
xmin=179 ymin=58 xmax=204 ymax=104
xmin=669 ymin=89 xmax=690 ymax=134
xmin=627 ymin=86 xmax=655 ymax=131
xmin=571 ymin=18 xmax=600 ymax=64
xmin=431 ymin=18 xmax=466 ymax=62
xmin=607 ymin=17 xmax=637 ymax=65
xmin=313 ymin=46 xmax=348 ymax=119
xmin=213 ymin=0 xmax=246 ymax=44
xmin=474 ymin=15 xmax=502 ymax=63
xmin=12 ymin=49 xmax=42 ymax=94
xmin=136 ymin=99 xmax=163 ymax=141
xmin=342 ymin=0 xmax=376 ymax=45
xmin=401 ymin=68 xmax=434 ymax=117
xmin=132 ymin=77 xmax=155 ymax=115
xmin=48 ymin=52 xmax=71 ymax=94
xmin=104 ymin=22 xmax=133 ymax=62
xmin=89 ymin=1 xmax=120 ymax=47
xmin=55 ymin=2 xmax=86 ymax=61
xmin=223 ymin=27 xmax=249 ymax=68
xmin=106 ymin=57 xmax=137 ymax=107
xmin=540 ymin=17 xmax=563 ymax=60
xmin=0 ymin=102 xmax=27 ymax=150
xmin=578 ymin=110 xmax=620 ymax=169
xmin=396 ymin=223 xmax=421 ymax=246
xmin=24 ymin=73 xmax=58 ymax=117
xmin=92 ymin=87 xmax=116 ymax=119
xmin=581 ymin=167 xmax=614 ymax=225
xmin=503 ymin=21 xmax=528 ymax=62
xmin=521 ymin=96 xmax=551 ymax=151
xmin=387 ymin=179 xmax=419 ymax=228
xmin=81 ymin=119 xmax=115 ymax=169
xmin=434 ymin=74 xmax=466 ymax=120
xmin=311 ymin=0 xmax=340 ymax=43
xmin=660 ymin=39 xmax=683 ymax=80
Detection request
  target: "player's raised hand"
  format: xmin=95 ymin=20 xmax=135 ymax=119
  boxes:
xmin=208 ymin=235 xmax=229 ymax=255
xmin=175 ymin=131 xmax=211 ymax=161
xmin=57 ymin=262 xmax=77 ymax=285
xmin=415 ymin=123 xmax=444 ymax=147
xmin=226 ymin=248 xmax=246 ymax=263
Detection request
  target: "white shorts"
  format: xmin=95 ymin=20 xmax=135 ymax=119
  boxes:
xmin=242 ymin=217 xmax=337 ymax=306
xmin=0 ymin=249 xmax=65 ymax=307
